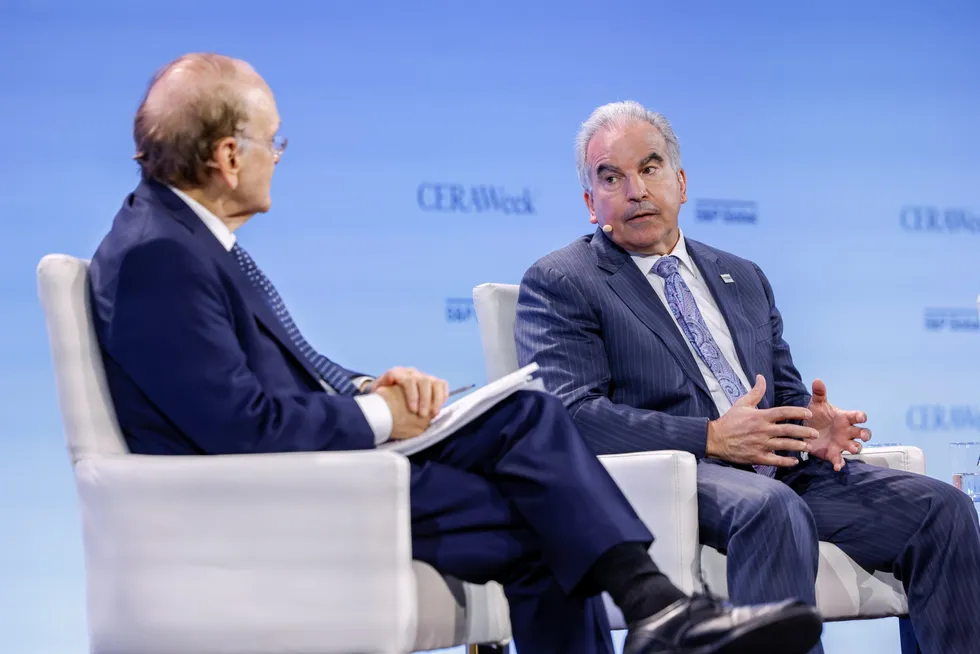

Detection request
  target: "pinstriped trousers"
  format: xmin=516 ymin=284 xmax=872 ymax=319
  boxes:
xmin=698 ymin=457 xmax=980 ymax=654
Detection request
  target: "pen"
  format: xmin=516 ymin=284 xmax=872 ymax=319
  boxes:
xmin=448 ymin=384 xmax=475 ymax=397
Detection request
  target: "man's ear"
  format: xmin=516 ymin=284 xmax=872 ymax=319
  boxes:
xmin=585 ymin=190 xmax=598 ymax=224
xmin=207 ymin=136 xmax=243 ymax=189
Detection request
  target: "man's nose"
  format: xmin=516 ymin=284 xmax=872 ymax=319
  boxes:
xmin=625 ymin=174 xmax=648 ymax=201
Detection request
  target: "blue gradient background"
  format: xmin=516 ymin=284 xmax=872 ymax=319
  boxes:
xmin=1 ymin=1 xmax=978 ymax=652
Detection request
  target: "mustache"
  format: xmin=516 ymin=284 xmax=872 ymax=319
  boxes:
xmin=624 ymin=203 xmax=662 ymax=220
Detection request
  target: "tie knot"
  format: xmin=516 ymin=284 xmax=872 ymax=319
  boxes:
xmin=652 ymin=255 xmax=681 ymax=279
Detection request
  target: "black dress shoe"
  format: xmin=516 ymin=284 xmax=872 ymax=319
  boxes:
xmin=623 ymin=594 xmax=822 ymax=654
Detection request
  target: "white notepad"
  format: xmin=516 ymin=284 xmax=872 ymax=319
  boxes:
xmin=378 ymin=362 xmax=544 ymax=456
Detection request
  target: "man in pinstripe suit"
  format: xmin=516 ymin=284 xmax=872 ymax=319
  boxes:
xmin=515 ymin=100 xmax=980 ymax=654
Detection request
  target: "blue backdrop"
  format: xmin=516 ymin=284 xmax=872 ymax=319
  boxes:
xmin=1 ymin=1 xmax=978 ymax=652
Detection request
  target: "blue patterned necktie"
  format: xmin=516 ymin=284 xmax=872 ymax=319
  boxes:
xmin=232 ymin=244 xmax=360 ymax=397
xmin=652 ymin=256 xmax=775 ymax=477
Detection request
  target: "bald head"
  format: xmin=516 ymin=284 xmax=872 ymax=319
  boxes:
xmin=133 ymin=53 xmax=272 ymax=186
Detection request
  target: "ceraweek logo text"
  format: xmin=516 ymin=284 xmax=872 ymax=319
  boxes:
xmin=445 ymin=298 xmax=476 ymax=323
xmin=418 ymin=183 xmax=535 ymax=214
xmin=900 ymin=206 xmax=979 ymax=233
xmin=906 ymin=405 xmax=980 ymax=432
xmin=923 ymin=308 xmax=980 ymax=332
xmin=695 ymin=199 xmax=757 ymax=224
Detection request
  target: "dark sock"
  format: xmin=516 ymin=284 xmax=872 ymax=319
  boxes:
xmin=585 ymin=542 xmax=687 ymax=625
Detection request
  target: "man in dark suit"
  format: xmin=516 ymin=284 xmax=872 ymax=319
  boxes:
xmin=88 ymin=55 xmax=821 ymax=654
xmin=515 ymin=100 xmax=980 ymax=654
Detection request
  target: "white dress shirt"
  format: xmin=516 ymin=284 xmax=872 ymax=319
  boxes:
xmin=629 ymin=230 xmax=752 ymax=416
xmin=167 ymin=185 xmax=393 ymax=443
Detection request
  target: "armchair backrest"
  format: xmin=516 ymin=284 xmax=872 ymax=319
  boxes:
xmin=37 ymin=254 xmax=128 ymax=462
xmin=471 ymin=283 xmax=522 ymax=382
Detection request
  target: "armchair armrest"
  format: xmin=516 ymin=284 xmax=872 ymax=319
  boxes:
xmin=75 ymin=450 xmax=416 ymax=654
xmin=598 ymin=451 xmax=700 ymax=630
xmin=844 ymin=445 xmax=926 ymax=474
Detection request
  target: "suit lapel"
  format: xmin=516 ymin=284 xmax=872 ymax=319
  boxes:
xmin=685 ymin=239 xmax=760 ymax=387
xmin=591 ymin=230 xmax=710 ymax=397
xmin=144 ymin=182 xmax=324 ymax=383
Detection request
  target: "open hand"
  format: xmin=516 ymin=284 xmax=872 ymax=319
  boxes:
xmin=707 ymin=375 xmax=819 ymax=467
xmin=805 ymin=379 xmax=871 ymax=472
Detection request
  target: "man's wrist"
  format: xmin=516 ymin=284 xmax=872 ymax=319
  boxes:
xmin=353 ymin=393 xmax=393 ymax=444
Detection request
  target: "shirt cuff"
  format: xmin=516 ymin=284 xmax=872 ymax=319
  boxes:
xmin=353 ymin=393 xmax=393 ymax=445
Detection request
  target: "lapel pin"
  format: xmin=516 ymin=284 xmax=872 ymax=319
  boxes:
xmin=720 ymin=273 xmax=734 ymax=284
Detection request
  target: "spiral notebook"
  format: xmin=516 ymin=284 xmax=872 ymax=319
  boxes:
xmin=378 ymin=362 xmax=544 ymax=456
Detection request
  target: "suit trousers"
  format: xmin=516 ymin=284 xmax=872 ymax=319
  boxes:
xmin=697 ymin=457 xmax=980 ymax=654
xmin=409 ymin=390 xmax=653 ymax=654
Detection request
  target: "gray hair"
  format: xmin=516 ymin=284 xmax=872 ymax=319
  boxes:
xmin=133 ymin=53 xmax=261 ymax=186
xmin=575 ymin=100 xmax=682 ymax=192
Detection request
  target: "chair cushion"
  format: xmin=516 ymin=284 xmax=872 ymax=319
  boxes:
xmin=700 ymin=543 xmax=907 ymax=620
xmin=412 ymin=561 xmax=510 ymax=650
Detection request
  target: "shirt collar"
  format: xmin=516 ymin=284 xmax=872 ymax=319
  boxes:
xmin=629 ymin=229 xmax=696 ymax=278
xmin=167 ymin=185 xmax=237 ymax=252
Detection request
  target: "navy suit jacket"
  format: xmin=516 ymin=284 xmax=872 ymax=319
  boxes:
xmin=89 ymin=180 xmax=376 ymax=455
xmin=515 ymin=228 xmax=811 ymax=458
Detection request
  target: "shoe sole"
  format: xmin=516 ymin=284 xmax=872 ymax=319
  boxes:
xmin=678 ymin=605 xmax=823 ymax=654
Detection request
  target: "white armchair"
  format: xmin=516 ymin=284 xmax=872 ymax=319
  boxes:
xmin=472 ymin=282 xmax=919 ymax=625
xmin=37 ymin=254 xmax=515 ymax=654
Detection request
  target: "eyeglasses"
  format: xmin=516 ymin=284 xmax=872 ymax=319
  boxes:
xmin=240 ymin=134 xmax=288 ymax=163
xmin=269 ymin=135 xmax=288 ymax=163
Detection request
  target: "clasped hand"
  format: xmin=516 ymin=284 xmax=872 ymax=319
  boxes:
xmin=367 ymin=367 xmax=449 ymax=440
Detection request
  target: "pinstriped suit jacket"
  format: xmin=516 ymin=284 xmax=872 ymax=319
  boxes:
xmin=515 ymin=228 xmax=811 ymax=458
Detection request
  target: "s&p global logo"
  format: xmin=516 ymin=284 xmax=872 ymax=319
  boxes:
xmin=900 ymin=206 xmax=980 ymax=233
xmin=906 ymin=405 xmax=980 ymax=432
xmin=445 ymin=297 xmax=476 ymax=323
xmin=695 ymin=199 xmax=757 ymax=224
xmin=924 ymin=308 xmax=980 ymax=333
xmin=418 ymin=183 xmax=535 ymax=215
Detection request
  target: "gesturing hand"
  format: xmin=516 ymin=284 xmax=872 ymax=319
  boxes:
xmin=368 ymin=367 xmax=449 ymax=419
xmin=707 ymin=375 xmax=819 ymax=467
xmin=805 ymin=379 xmax=872 ymax=472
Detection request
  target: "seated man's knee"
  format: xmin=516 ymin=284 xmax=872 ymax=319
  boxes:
xmin=738 ymin=477 xmax=814 ymax=532
xmin=928 ymin=477 xmax=979 ymax=524
xmin=519 ymin=389 xmax=564 ymax=409
xmin=506 ymin=389 xmax=566 ymax=421
xmin=492 ymin=390 xmax=571 ymax=440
